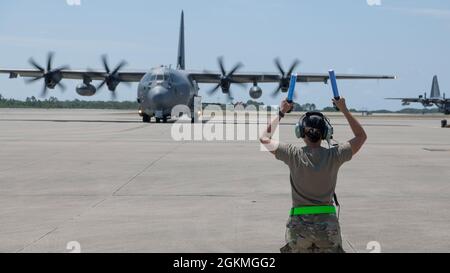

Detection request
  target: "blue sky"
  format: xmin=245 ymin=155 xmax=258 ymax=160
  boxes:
xmin=0 ymin=0 xmax=449 ymax=110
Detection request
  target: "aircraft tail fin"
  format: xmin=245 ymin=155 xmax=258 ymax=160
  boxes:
xmin=177 ymin=10 xmax=185 ymax=70
xmin=431 ymin=75 xmax=441 ymax=98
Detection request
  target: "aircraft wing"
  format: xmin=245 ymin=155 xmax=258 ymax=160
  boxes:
xmin=385 ymin=98 xmax=423 ymax=103
xmin=0 ymin=69 xmax=145 ymax=82
xmin=429 ymin=98 xmax=450 ymax=103
xmin=188 ymin=71 xmax=395 ymax=84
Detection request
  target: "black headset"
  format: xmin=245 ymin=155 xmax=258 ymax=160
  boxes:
xmin=295 ymin=111 xmax=334 ymax=141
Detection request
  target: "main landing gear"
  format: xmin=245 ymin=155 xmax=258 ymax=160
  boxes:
xmin=143 ymin=114 xmax=151 ymax=123
xmin=155 ymin=117 xmax=168 ymax=123
xmin=143 ymin=114 xmax=169 ymax=123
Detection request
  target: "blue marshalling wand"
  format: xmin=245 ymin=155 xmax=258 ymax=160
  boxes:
xmin=287 ymin=73 xmax=298 ymax=103
xmin=328 ymin=70 xmax=341 ymax=111
xmin=328 ymin=70 xmax=340 ymax=100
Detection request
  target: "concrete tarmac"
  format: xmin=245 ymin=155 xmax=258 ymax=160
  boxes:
xmin=0 ymin=109 xmax=449 ymax=253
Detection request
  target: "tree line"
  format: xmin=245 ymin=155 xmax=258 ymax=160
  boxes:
xmin=0 ymin=94 xmax=139 ymax=109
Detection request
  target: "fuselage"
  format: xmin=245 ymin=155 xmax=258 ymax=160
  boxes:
xmin=137 ymin=66 xmax=198 ymax=118
xmin=439 ymin=102 xmax=450 ymax=114
xmin=419 ymin=98 xmax=450 ymax=114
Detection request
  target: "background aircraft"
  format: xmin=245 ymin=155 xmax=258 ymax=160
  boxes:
xmin=386 ymin=75 xmax=450 ymax=115
xmin=0 ymin=11 xmax=395 ymax=123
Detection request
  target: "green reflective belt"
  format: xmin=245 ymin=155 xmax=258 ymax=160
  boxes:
xmin=290 ymin=206 xmax=336 ymax=216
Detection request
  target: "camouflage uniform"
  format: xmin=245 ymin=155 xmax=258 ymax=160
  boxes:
xmin=280 ymin=213 xmax=345 ymax=253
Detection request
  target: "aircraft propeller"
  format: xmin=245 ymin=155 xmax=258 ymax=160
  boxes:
xmin=26 ymin=52 xmax=69 ymax=97
xmin=271 ymin=58 xmax=300 ymax=98
xmin=96 ymin=55 xmax=129 ymax=100
xmin=208 ymin=57 xmax=245 ymax=102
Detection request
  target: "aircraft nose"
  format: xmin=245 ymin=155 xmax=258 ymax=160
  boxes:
xmin=147 ymin=86 xmax=172 ymax=108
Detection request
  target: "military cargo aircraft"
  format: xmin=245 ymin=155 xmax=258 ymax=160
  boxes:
xmin=0 ymin=11 xmax=395 ymax=123
xmin=386 ymin=75 xmax=449 ymax=115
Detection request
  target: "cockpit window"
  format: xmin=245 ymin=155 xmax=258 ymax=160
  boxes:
xmin=149 ymin=74 xmax=157 ymax=81
xmin=156 ymin=74 xmax=164 ymax=81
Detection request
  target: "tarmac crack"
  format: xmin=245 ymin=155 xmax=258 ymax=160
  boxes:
xmin=15 ymin=227 xmax=58 ymax=253
xmin=88 ymin=143 xmax=184 ymax=209
xmin=14 ymin=143 xmax=183 ymax=253
xmin=111 ymin=143 xmax=184 ymax=196
xmin=345 ymin=239 xmax=358 ymax=253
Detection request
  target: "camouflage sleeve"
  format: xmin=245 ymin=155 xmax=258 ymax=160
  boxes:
xmin=336 ymin=142 xmax=353 ymax=166
xmin=275 ymin=143 xmax=297 ymax=166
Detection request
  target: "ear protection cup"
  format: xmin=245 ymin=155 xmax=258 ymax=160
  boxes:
xmin=295 ymin=122 xmax=302 ymax=138
xmin=295 ymin=112 xmax=334 ymax=140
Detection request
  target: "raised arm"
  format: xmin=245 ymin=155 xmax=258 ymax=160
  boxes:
xmin=333 ymin=98 xmax=367 ymax=155
xmin=259 ymin=99 xmax=293 ymax=155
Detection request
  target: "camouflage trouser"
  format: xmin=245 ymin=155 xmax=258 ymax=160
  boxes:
xmin=280 ymin=214 xmax=345 ymax=253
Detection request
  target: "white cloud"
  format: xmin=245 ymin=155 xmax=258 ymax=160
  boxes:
xmin=66 ymin=0 xmax=81 ymax=6
xmin=367 ymin=0 xmax=382 ymax=7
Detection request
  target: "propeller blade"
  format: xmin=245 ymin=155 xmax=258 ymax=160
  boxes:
xmin=112 ymin=60 xmax=127 ymax=75
xmin=53 ymin=65 xmax=70 ymax=72
xmin=274 ymin=58 xmax=285 ymax=76
xmin=57 ymin=82 xmax=66 ymax=92
xmin=47 ymin=52 xmax=54 ymax=72
xmin=111 ymin=91 xmax=117 ymax=100
xmin=101 ymin=55 xmax=110 ymax=74
xmin=28 ymin=58 xmax=45 ymax=72
xmin=227 ymin=91 xmax=234 ymax=102
xmin=25 ymin=76 xmax=44 ymax=84
xmin=287 ymin=59 xmax=300 ymax=76
xmin=208 ymin=84 xmax=221 ymax=95
xmin=98 ymin=80 xmax=107 ymax=90
xmin=218 ymin=57 xmax=226 ymax=76
xmin=227 ymin=63 xmax=243 ymax=77
xmin=40 ymin=84 xmax=48 ymax=98
xmin=271 ymin=86 xmax=281 ymax=98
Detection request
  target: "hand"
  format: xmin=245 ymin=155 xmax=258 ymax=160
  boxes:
xmin=332 ymin=97 xmax=349 ymax=112
xmin=280 ymin=99 xmax=294 ymax=114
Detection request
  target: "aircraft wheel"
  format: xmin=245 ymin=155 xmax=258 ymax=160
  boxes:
xmin=162 ymin=117 xmax=168 ymax=123
xmin=143 ymin=114 xmax=151 ymax=123
xmin=156 ymin=118 xmax=161 ymax=123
